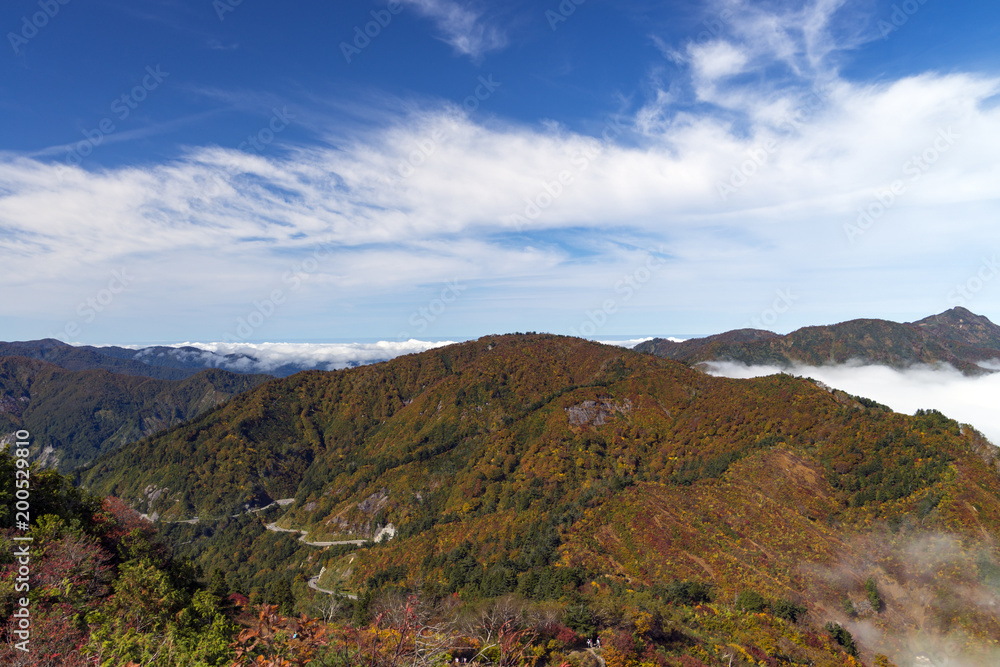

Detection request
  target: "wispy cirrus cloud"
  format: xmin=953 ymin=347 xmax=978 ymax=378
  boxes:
xmin=4 ymin=2 xmax=1000 ymax=343
xmin=2 ymin=65 xmax=1000 ymax=341
xmin=646 ymin=0 xmax=870 ymax=122
xmin=399 ymin=0 xmax=507 ymax=59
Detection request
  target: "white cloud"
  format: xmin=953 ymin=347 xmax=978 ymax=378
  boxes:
xmin=689 ymin=40 xmax=749 ymax=84
xmin=659 ymin=0 xmax=847 ymax=109
xmin=4 ymin=71 xmax=997 ymax=267
xmin=595 ymin=337 xmax=689 ymax=348
xmin=720 ymin=0 xmax=862 ymax=79
xmin=4 ymin=2 xmax=1000 ymax=340
xmin=596 ymin=337 xmax=655 ymax=349
xmin=703 ymin=361 xmax=1000 ymax=446
xmin=3 ymin=66 xmax=1000 ymax=340
xmin=128 ymin=340 xmax=459 ymax=374
xmin=399 ymin=0 xmax=506 ymax=59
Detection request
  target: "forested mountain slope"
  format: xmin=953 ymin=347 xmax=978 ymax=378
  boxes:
xmin=0 ymin=356 xmax=269 ymax=472
xmin=0 ymin=339 xmax=208 ymax=380
xmin=80 ymin=334 xmax=1000 ymax=663
xmin=0 ymin=338 xmax=375 ymax=379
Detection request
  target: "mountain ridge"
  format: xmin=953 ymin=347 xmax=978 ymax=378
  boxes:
xmin=635 ymin=307 xmax=1000 ymax=373
xmin=0 ymin=338 xmax=349 ymax=380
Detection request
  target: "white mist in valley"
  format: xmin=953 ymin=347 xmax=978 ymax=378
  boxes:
xmin=116 ymin=336 xmax=673 ymax=375
xmin=142 ymin=339 xmax=458 ymax=373
xmin=704 ymin=361 xmax=1000 ymax=446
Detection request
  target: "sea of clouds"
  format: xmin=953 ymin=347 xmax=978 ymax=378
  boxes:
xmin=135 ymin=336 xmax=654 ymax=374
xmin=595 ymin=336 xmax=662 ymax=348
xmin=703 ymin=360 xmax=1000 ymax=446
xmin=133 ymin=336 xmax=664 ymax=375
xmin=142 ymin=339 xmax=459 ymax=374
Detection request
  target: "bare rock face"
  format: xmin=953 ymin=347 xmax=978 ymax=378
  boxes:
xmin=374 ymin=523 xmax=396 ymax=543
xmin=35 ymin=445 xmax=59 ymax=469
xmin=144 ymin=484 xmax=168 ymax=503
xmin=0 ymin=432 xmax=16 ymax=451
xmin=565 ymin=398 xmax=632 ymax=427
xmin=357 ymin=489 xmax=389 ymax=514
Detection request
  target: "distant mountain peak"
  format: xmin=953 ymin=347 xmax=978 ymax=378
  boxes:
xmin=909 ymin=308 xmax=1000 ymax=351
xmin=913 ymin=306 xmax=981 ymax=324
xmin=638 ymin=309 xmax=1000 ymax=374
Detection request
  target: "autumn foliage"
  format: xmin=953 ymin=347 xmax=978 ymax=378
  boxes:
xmin=3 ymin=335 xmax=1000 ymax=664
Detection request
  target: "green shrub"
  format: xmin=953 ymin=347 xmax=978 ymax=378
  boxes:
xmin=659 ymin=580 xmax=713 ymax=605
xmin=864 ymin=577 xmax=884 ymax=612
xmin=824 ymin=622 xmax=859 ymax=657
xmin=735 ymin=590 xmax=769 ymax=613
xmin=772 ymin=598 xmax=806 ymax=622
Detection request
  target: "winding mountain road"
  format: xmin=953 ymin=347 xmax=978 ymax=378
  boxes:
xmin=261 ymin=507 xmax=394 ymax=599
xmin=306 ymin=567 xmax=356 ymax=599
xmin=263 ymin=522 xmax=368 ymax=547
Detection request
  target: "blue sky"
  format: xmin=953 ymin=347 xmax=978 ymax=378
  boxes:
xmin=2 ymin=0 xmax=1000 ymax=344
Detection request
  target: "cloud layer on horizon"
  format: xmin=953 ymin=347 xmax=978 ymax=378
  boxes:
xmin=127 ymin=339 xmax=459 ymax=373
xmin=114 ymin=335 xmax=666 ymax=375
